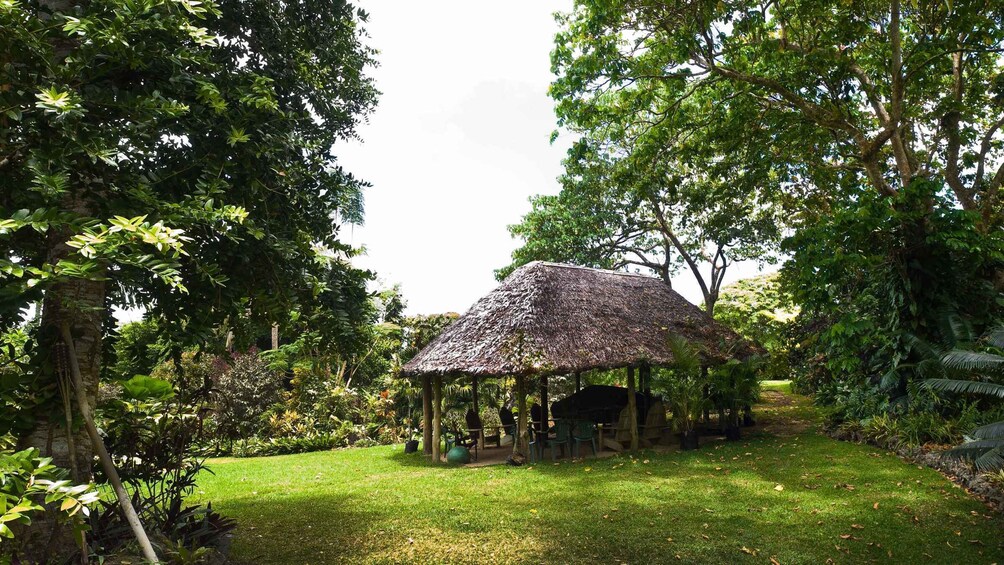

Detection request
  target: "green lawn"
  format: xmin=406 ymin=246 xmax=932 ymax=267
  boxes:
xmin=761 ymin=379 xmax=793 ymax=394
xmin=195 ymin=391 xmax=1003 ymax=564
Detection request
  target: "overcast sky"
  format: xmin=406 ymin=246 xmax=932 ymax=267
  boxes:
xmin=336 ymin=1 xmax=768 ymax=316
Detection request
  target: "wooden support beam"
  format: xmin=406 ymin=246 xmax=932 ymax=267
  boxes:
xmin=515 ymin=374 xmax=528 ymax=456
xmin=627 ymin=366 xmax=639 ymax=452
xmin=432 ymin=375 xmax=442 ymax=463
xmin=640 ymin=364 xmax=651 ymax=395
xmin=575 ymin=372 xmax=581 ymax=393
xmin=702 ymin=366 xmax=710 ymax=423
xmin=472 ymin=375 xmax=482 ymax=448
xmin=539 ymin=376 xmax=548 ymax=436
xmin=422 ymin=376 xmax=432 ymax=455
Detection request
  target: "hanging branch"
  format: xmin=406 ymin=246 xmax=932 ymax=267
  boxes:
xmin=59 ymin=323 xmax=160 ymax=564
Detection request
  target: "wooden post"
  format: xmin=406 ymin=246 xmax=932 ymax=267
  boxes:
xmin=702 ymin=366 xmax=710 ymax=423
xmin=640 ymin=364 xmax=651 ymax=395
xmin=472 ymin=375 xmax=482 ymax=448
xmin=515 ymin=374 xmax=528 ymax=456
xmin=271 ymin=323 xmax=279 ymax=350
xmin=627 ymin=366 xmax=639 ymax=452
xmin=539 ymin=376 xmax=548 ymax=436
xmin=575 ymin=372 xmax=581 ymax=393
xmin=433 ymin=375 xmax=442 ymax=463
xmin=422 ymin=376 xmax=432 ymax=455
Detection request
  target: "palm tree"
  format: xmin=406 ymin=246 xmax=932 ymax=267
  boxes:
xmin=923 ymin=327 xmax=1004 ymax=471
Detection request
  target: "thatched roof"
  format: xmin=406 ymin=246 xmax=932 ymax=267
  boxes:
xmin=402 ymin=262 xmax=756 ymax=378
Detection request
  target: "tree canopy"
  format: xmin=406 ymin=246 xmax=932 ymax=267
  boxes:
xmin=1 ymin=0 xmax=379 ymax=469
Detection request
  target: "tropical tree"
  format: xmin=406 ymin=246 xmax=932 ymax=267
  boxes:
xmin=1 ymin=0 xmax=378 ymax=479
xmin=551 ymin=0 xmax=1004 ymax=233
xmin=503 ymin=83 xmax=785 ymax=314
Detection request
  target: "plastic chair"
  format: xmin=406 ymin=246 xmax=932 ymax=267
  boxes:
xmin=499 ymin=406 xmax=517 ymax=439
xmin=548 ymin=419 xmax=572 ymax=461
xmin=571 ymin=419 xmax=597 ymax=458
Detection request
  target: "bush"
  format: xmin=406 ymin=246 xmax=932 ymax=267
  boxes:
xmin=92 ymin=376 xmax=234 ymax=558
xmin=1 ymin=444 xmax=100 ymax=560
xmin=230 ymin=430 xmax=349 ymax=458
xmin=212 ymin=351 xmax=284 ymax=441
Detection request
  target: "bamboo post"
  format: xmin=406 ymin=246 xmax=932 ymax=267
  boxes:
xmin=60 ymin=324 xmax=159 ymax=564
xmin=432 ymin=375 xmax=442 ymax=462
xmin=627 ymin=366 xmax=639 ymax=452
xmin=422 ymin=376 xmax=432 ymax=455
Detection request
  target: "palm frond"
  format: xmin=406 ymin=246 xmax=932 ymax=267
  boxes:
xmin=940 ymin=350 xmax=1004 ymax=373
xmin=945 ymin=314 xmax=976 ymax=346
xmin=973 ymin=447 xmax=1004 ymax=472
xmin=667 ymin=335 xmax=700 ymax=377
xmin=987 ymin=326 xmax=1004 ymax=350
xmin=922 ymin=378 xmax=1004 ymax=398
xmin=904 ymin=333 xmax=941 ymax=361
xmin=879 ymin=369 xmax=903 ymax=391
xmin=946 ymin=439 xmax=1004 ymax=453
xmin=914 ymin=358 xmax=944 ymax=380
xmin=970 ymin=420 xmax=1004 ymax=440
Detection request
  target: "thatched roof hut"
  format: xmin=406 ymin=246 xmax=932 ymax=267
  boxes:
xmin=402 ymin=261 xmax=755 ymax=379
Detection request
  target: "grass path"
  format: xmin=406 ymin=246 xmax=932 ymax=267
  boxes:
xmin=196 ymin=389 xmax=1003 ymax=564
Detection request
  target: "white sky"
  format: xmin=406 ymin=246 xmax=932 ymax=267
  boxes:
xmin=336 ymin=1 xmax=769 ymax=316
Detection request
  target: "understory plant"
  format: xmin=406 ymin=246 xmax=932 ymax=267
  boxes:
xmin=923 ymin=327 xmax=1004 ymax=471
xmin=92 ymin=374 xmax=234 ymax=558
xmin=1 ymin=439 xmax=101 ymax=561
xmin=656 ymin=337 xmax=708 ymax=449
xmin=710 ymin=358 xmax=762 ymax=438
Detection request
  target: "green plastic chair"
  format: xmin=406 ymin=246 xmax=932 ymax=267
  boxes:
xmin=549 ymin=420 xmax=572 ymax=461
xmin=571 ymin=419 xmax=597 ymax=458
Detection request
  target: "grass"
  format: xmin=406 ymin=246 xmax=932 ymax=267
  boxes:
xmin=761 ymin=379 xmax=793 ymax=394
xmin=195 ymin=391 xmax=1003 ymax=564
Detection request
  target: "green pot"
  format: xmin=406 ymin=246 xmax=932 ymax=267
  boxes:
xmin=446 ymin=446 xmax=471 ymax=465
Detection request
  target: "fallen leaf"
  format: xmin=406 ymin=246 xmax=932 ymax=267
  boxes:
xmin=873 ymin=502 xmax=879 ymax=510
xmin=770 ymin=558 xmax=781 ymax=565
xmin=851 ymin=524 xmax=863 ymax=530
xmin=774 ymin=484 xmax=784 ymax=491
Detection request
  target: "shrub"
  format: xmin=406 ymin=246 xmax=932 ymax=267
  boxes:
xmin=1 ymin=443 xmax=100 ymax=561
xmin=92 ymin=377 xmax=234 ymax=558
xmin=212 ymin=352 xmax=284 ymax=441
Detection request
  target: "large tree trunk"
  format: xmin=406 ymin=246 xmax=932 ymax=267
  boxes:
xmin=19 ymin=197 xmax=105 ymax=480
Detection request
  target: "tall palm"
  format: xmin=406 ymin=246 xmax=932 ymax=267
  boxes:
xmin=923 ymin=327 xmax=1004 ymax=471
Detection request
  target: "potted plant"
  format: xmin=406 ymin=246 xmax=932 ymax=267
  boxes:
xmin=710 ymin=359 xmax=761 ymax=441
xmin=656 ymin=336 xmax=709 ymax=450
xmin=668 ymin=374 xmax=706 ymax=449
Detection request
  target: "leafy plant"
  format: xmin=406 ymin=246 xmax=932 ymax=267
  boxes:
xmin=923 ymin=327 xmax=1004 ymax=471
xmin=710 ymin=359 xmax=762 ymax=431
xmin=212 ymin=352 xmax=284 ymax=442
xmin=654 ymin=336 xmax=708 ymax=435
xmin=0 ymin=447 xmax=100 ymax=554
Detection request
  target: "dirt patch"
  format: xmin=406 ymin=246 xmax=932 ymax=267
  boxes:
xmin=760 ymin=390 xmax=796 ymax=406
xmin=755 ymin=390 xmax=816 ymax=436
